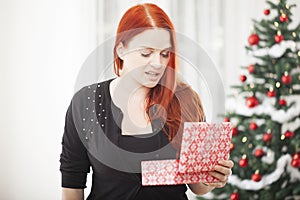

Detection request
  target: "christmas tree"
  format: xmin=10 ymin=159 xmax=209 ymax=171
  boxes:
xmin=198 ymin=0 xmax=300 ymax=199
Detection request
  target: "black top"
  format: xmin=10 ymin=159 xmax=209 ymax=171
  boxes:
xmin=60 ymin=78 xmax=188 ymax=200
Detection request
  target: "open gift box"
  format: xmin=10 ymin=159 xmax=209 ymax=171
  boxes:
xmin=141 ymin=122 xmax=233 ymax=186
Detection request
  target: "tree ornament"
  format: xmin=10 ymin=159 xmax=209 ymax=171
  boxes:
xmin=230 ymin=143 xmax=235 ymax=151
xmin=263 ymin=132 xmax=273 ymax=142
xmin=230 ymin=192 xmax=240 ymax=200
xmin=248 ymin=64 xmax=255 ymax=73
xmin=292 ymin=32 xmax=297 ymax=38
xmin=291 ymin=153 xmax=300 ymax=168
xmin=264 ymin=9 xmax=270 ymax=15
xmin=275 ymin=82 xmax=281 ymax=88
xmin=281 ymin=72 xmax=292 ymax=84
xmin=232 ymin=127 xmax=238 ymax=136
xmin=284 ymin=130 xmax=294 ymax=138
xmin=246 ymin=96 xmax=259 ymax=108
xmin=224 ymin=117 xmax=230 ymax=122
xmin=292 ymin=153 xmax=300 ymax=160
xmin=239 ymin=155 xmax=248 ymax=167
xmin=255 ymin=149 xmax=264 ymax=157
xmin=279 ymin=13 xmax=288 ymax=22
xmin=279 ymin=99 xmax=287 ymax=106
xmin=248 ymin=33 xmax=260 ymax=45
xmin=240 ymin=75 xmax=247 ymax=82
xmin=274 ymin=34 xmax=284 ymax=43
xmin=286 ymin=4 xmax=290 ymax=9
xmin=267 ymin=87 xmax=275 ymax=97
xmin=242 ymin=136 xmax=248 ymax=143
xmin=249 ymin=122 xmax=258 ymax=130
xmin=281 ymin=146 xmax=288 ymax=153
xmin=248 ymin=143 xmax=253 ymax=149
xmin=252 ymin=170 xmax=262 ymax=182
xmin=292 ymin=159 xmax=300 ymax=168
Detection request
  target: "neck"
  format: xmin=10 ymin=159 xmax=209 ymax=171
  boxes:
xmin=111 ymin=76 xmax=150 ymax=108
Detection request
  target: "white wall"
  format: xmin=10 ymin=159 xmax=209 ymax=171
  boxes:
xmin=0 ymin=0 xmax=299 ymax=199
xmin=0 ymin=0 xmax=96 ymax=199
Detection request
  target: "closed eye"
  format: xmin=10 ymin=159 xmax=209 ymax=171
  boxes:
xmin=140 ymin=49 xmax=153 ymax=57
xmin=161 ymin=51 xmax=170 ymax=58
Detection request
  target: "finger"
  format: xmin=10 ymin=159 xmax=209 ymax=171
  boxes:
xmin=218 ymin=160 xmax=234 ymax=168
xmin=208 ymin=171 xmax=228 ymax=182
xmin=204 ymin=182 xmax=226 ymax=188
xmin=214 ymin=165 xmax=232 ymax=176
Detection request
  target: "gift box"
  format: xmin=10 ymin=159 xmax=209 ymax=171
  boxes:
xmin=141 ymin=122 xmax=233 ymax=186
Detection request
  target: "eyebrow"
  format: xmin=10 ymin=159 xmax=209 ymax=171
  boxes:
xmin=139 ymin=46 xmax=173 ymax=51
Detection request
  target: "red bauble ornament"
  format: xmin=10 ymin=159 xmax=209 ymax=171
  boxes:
xmin=252 ymin=171 xmax=262 ymax=182
xmin=284 ymin=131 xmax=294 ymax=138
xmin=279 ymin=99 xmax=287 ymax=106
xmin=224 ymin=117 xmax=230 ymax=122
xmin=248 ymin=34 xmax=260 ymax=45
xmin=255 ymin=149 xmax=264 ymax=157
xmin=232 ymin=127 xmax=238 ymax=136
xmin=291 ymin=159 xmax=300 ymax=168
xmin=267 ymin=90 xmax=275 ymax=97
xmin=281 ymin=74 xmax=292 ymax=84
xmin=263 ymin=133 xmax=273 ymax=142
xmin=230 ymin=192 xmax=240 ymax=200
xmin=239 ymin=155 xmax=248 ymax=168
xmin=292 ymin=153 xmax=300 ymax=160
xmin=274 ymin=34 xmax=284 ymax=43
xmin=279 ymin=14 xmax=288 ymax=22
xmin=249 ymin=122 xmax=258 ymax=130
xmin=240 ymin=75 xmax=247 ymax=82
xmin=246 ymin=96 xmax=259 ymax=108
xmin=248 ymin=64 xmax=255 ymax=73
xmin=291 ymin=153 xmax=300 ymax=168
xmin=264 ymin=9 xmax=270 ymax=15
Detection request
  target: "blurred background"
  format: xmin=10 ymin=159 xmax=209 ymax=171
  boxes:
xmin=0 ymin=0 xmax=299 ymax=199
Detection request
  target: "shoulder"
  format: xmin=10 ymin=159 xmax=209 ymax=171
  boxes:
xmin=72 ymin=78 xmax=114 ymax=102
xmin=68 ymin=78 xmax=115 ymax=120
xmin=65 ymin=78 xmax=115 ymax=140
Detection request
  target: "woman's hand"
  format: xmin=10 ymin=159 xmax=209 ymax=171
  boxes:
xmin=62 ymin=188 xmax=84 ymax=200
xmin=204 ymin=160 xmax=234 ymax=188
xmin=188 ymin=159 xmax=234 ymax=195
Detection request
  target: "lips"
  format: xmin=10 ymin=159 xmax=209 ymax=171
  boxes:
xmin=145 ymin=71 xmax=160 ymax=76
xmin=145 ymin=71 xmax=161 ymax=81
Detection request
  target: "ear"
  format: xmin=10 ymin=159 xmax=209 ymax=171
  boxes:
xmin=116 ymin=42 xmax=125 ymax=60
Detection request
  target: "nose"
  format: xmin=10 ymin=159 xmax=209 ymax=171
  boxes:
xmin=150 ymin=52 xmax=162 ymax=69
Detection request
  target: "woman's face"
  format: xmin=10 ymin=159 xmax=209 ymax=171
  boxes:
xmin=118 ymin=28 xmax=172 ymax=88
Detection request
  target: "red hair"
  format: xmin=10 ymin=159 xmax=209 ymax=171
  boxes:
xmin=113 ymin=3 xmax=204 ymax=151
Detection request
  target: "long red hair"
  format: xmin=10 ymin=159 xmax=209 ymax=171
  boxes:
xmin=113 ymin=3 xmax=204 ymax=151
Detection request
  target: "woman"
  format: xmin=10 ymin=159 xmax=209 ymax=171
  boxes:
xmin=60 ymin=3 xmax=233 ymax=200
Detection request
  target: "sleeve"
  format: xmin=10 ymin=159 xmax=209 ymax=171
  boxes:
xmin=59 ymin=101 xmax=91 ymax=189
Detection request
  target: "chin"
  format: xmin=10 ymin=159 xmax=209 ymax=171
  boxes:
xmin=141 ymin=79 xmax=161 ymax=88
xmin=143 ymin=82 xmax=159 ymax=88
